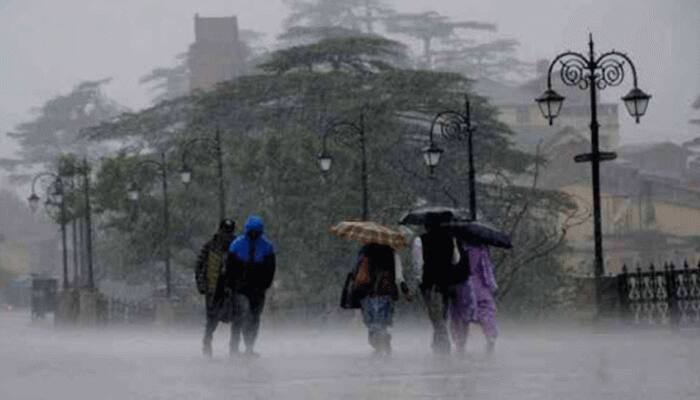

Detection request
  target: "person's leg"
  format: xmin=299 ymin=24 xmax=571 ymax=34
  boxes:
xmin=361 ymin=296 xmax=381 ymax=353
xmin=476 ymin=299 xmax=498 ymax=354
xmin=229 ymin=293 xmax=246 ymax=356
xmin=422 ymin=287 xmax=450 ymax=354
xmin=450 ymin=281 xmax=475 ymax=355
xmin=203 ymin=296 xmax=218 ymax=357
xmin=376 ymin=296 xmax=394 ymax=356
xmin=242 ymin=292 xmax=266 ymax=355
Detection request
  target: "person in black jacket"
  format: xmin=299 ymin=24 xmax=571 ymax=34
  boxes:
xmin=224 ymin=215 xmax=276 ymax=357
xmin=411 ymin=215 xmax=461 ymax=355
xmin=195 ymin=219 xmax=236 ymax=357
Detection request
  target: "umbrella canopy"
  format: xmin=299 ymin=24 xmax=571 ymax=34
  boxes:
xmin=330 ymin=221 xmax=409 ymax=249
xmin=399 ymin=206 xmax=470 ymax=226
xmin=442 ymin=221 xmax=513 ymax=249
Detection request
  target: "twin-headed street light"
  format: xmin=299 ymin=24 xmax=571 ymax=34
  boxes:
xmin=535 ymin=34 xmax=651 ymax=313
xmin=536 ymin=85 xmax=650 ymax=124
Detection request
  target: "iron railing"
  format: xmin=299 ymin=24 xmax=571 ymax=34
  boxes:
xmin=618 ymin=261 xmax=700 ymax=327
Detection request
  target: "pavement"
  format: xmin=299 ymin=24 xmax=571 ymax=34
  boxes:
xmin=1 ymin=310 xmax=699 ymax=400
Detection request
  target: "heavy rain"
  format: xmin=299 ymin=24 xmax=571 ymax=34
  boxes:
xmin=0 ymin=1 xmax=699 ymax=399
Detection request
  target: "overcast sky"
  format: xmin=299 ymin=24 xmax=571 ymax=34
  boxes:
xmin=1 ymin=0 xmax=698 ymax=169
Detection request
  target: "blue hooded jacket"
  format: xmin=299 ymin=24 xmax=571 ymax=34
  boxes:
xmin=226 ymin=215 xmax=276 ymax=292
xmin=229 ymin=215 xmax=274 ymax=262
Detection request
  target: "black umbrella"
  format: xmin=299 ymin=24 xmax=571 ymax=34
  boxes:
xmin=442 ymin=221 xmax=513 ymax=249
xmin=399 ymin=206 xmax=470 ymax=226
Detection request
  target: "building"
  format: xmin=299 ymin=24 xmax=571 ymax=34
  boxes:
xmin=188 ymin=14 xmax=246 ymax=92
xmin=540 ymin=136 xmax=700 ymax=276
xmin=475 ymin=63 xmax=700 ymax=276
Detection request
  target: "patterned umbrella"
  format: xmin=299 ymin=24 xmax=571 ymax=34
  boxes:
xmin=330 ymin=221 xmax=409 ymax=249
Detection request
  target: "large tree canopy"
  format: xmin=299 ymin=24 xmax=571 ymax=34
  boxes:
xmin=1 ymin=79 xmax=125 ymax=179
xmin=84 ymin=34 xmax=577 ymax=313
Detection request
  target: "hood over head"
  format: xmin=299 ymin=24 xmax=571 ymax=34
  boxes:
xmin=244 ymin=215 xmax=264 ymax=235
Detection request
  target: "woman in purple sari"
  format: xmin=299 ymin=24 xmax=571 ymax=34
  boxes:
xmin=450 ymin=243 xmax=498 ymax=355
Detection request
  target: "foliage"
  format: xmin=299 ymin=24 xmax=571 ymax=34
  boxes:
xmin=83 ymin=33 xmax=577 ymax=315
xmin=259 ymin=35 xmax=407 ymax=74
xmin=434 ymin=38 xmax=533 ymax=82
xmin=139 ymin=53 xmax=190 ymax=104
xmin=283 ymin=0 xmax=392 ymax=33
xmin=384 ymin=11 xmax=496 ymax=69
xmin=0 ymin=79 xmax=124 ymax=179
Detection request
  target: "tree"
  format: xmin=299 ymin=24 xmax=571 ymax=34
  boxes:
xmin=139 ymin=53 xmax=190 ymax=104
xmin=259 ymin=35 xmax=407 ymax=74
xmin=384 ymin=11 xmax=496 ymax=69
xmin=86 ymin=33 xmax=577 ymax=315
xmin=283 ymin=0 xmax=392 ymax=33
xmin=691 ymin=94 xmax=700 ymax=126
xmin=0 ymin=79 xmax=125 ymax=180
xmin=434 ymin=38 xmax=533 ymax=82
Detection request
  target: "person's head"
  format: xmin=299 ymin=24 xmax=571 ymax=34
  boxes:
xmin=218 ymin=219 xmax=236 ymax=235
xmin=244 ymin=215 xmax=264 ymax=240
xmin=424 ymin=214 xmax=441 ymax=232
xmin=424 ymin=211 xmax=451 ymax=233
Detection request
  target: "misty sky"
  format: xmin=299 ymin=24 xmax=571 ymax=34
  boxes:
xmin=1 ymin=0 xmax=698 ymax=168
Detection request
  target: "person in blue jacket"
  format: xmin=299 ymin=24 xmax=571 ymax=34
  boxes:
xmin=224 ymin=215 xmax=276 ymax=357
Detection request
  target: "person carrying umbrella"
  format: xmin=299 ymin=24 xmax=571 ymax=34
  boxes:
xmin=330 ymin=221 xmax=410 ymax=357
xmin=195 ymin=218 xmax=236 ymax=358
xmin=452 ymin=240 xmax=499 ymax=355
xmin=411 ymin=213 xmax=462 ymax=355
xmin=443 ymin=221 xmax=510 ymax=355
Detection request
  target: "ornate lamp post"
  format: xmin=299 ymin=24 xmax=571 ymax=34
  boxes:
xmin=28 ymin=173 xmax=69 ymax=289
xmin=128 ymin=152 xmax=173 ymax=298
xmin=318 ymin=108 xmax=369 ymax=221
xmin=179 ymin=127 xmax=226 ymax=221
xmin=535 ymin=34 xmax=651 ymax=311
xmin=423 ymin=94 xmax=478 ymax=221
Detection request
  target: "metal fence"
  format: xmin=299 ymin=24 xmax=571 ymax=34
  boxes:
xmin=618 ymin=261 xmax=700 ymax=327
xmin=104 ymin=298 xmax=155 ymax=324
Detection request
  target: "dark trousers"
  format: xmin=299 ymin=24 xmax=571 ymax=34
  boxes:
xmin=422 ymin=286 xmax=451 ymax=354
xmin=203 ymin=294 xmax=227 ymax=344
xmin=230 ymin=291 xmax=266 ymax=352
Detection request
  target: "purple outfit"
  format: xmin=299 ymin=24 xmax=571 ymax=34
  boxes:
xmin=450 ymin=244 xmax=498 ymax=348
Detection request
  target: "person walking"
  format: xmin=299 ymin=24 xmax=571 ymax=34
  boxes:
xmin=224 ymin=215 xmax=276 ymax=358
xmin=195 ymin=219 xmax=236 ymax=357
xmin=451 ymin=241 xmax=498 ymax=355
xmin=354 ymin=242 xmax=409 ymax=357
xmin=411 ymin=216 xmax=461 ymax=355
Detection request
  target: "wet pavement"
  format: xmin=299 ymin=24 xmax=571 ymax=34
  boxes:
xmin=1 ymin=310 xmax=699 ymax=400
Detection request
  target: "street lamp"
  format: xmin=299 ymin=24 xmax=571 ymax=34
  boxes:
xmin=535 ymin=89 xmax=565 ymax=125
xmin=28 ymin=173 xmax=69 ymax=289
xmin=128 ymin=152 xmax=173 ymax=298
xmin=317 ymin=152 xmax=333 ymax=173
xmin=318 ymin=107 xmax=370 ymax=221
xmin=179 ymin=127 xmax=226 ymax=221
xmin=621 ymin=87 xmax=651 ymax=123
xmin=28 ymin=193 xmax=40 ymax=214
xmin=423 ymin=94 xmax=478 ymax=221
xmin=127 ymin=182 xmax=140 ymax=201
xmin=422 ymin=143 xmax=444 ymax=170
xmin=179 ymin=165 xmax=192 ymax=185
xmin=536 ymin=33 xmax=651 ymax=312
